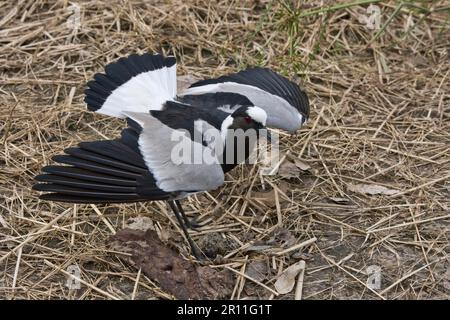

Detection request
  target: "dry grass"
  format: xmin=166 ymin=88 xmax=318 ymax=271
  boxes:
xmin=1 ymin=0 xmax=449 ymax=300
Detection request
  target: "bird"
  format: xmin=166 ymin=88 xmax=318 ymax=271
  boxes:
xmin=34 ymin=103 xmax=268 ymax=259
xmin=33 ymin=53 xmax=308 ymax=259
xmin=83 ymin=53 xmax=309 ymax=132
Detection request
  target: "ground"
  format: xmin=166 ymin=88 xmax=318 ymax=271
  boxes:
xmin=0 ymin=0 xmax=449 ymax=300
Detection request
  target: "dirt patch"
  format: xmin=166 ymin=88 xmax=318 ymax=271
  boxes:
xmin=110 ymin=229 xmax=233 ymax=299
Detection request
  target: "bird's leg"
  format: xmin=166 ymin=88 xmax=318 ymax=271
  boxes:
xmin=175 ymin=200 xmax=201 ymax=230
xmin=168 ymin=200 xmax=203 ymax=260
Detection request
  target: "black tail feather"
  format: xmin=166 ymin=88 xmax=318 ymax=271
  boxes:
xmin=39 ymin=193 xmax=146 ymax=204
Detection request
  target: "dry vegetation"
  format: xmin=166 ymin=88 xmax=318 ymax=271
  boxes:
xmin=1 ymin=0 xmax=449 ymax=300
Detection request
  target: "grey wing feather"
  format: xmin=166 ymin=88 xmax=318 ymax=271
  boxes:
xmin=124 ymin=112 xmax=224 ymax=193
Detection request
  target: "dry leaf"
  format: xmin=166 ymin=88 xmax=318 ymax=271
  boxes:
xmin=294 ymin=159 xmax=311 ymax=171
xmin=252 ymin=189 xmax=277 ymax=207
xmin=278 ymin=158 xmax=311 ymax=178
xmin=125 ymin=216 xmax=172 ymax=241
xmin=348 ymin=183 xmax=399 ymax=195
xmin=267 ymin=227 xmax=296 ymax=247
xmin=278 ymin=161 xmax=300 ymax=178
xmin=274 ymin=261 xmax=305 ymax=294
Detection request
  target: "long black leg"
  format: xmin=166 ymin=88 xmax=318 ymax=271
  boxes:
xmin=168 ymin=200 xmax=203 ymax=260
xmin=175 ymin=200 xmax=201 ymax=230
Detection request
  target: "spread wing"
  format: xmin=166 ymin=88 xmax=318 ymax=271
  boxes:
xmin=33 ymin=131 xmax=172 ymax=203
xmin=181 ymin=67 xmax=309 ymax=132
xmin=125 ymin=103 xmax=225 ymax=193
xmin=85 ymin=53 xmax=177 ymax=118
xmin=33 ymin=104 xmax=226 ymax=203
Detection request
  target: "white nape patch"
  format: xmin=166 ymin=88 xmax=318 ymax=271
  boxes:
xmin=220 ymin=115 xmax=234 ymax=142
xmin=96 ymin=64 xmax=177 ymax=118
xmin=247 ymin=106 xmax=267 ymax=126
xmin=217 ymin=104 xmax=232 ymax=113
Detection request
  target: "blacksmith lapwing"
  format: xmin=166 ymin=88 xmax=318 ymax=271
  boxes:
xmin=33 ymin=56 xmax=267 ymax=259
xmin=33 ymin=53 xmax=306 ymax=259
xmin=83 ymin=53 xmax=309 ymax=132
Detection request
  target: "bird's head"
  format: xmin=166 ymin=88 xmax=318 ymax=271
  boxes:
xmin=221 ymin=105 xmax=270 ymax=143
xmin=229 ymin=105 xmax=266 ymax=129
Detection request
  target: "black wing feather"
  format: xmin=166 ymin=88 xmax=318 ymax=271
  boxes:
xmin=78 ymin=140 xmax=146 ymax=169
xmin=51 ymin=155 xmax=141 ymax=179
xmin=42 ymin=166 xmax=138 ymax=186
xmin=35 ymin=174 xmax=137 ymax=193
xmin=189 ymin=67 xmax=310 ymax=119
xmin=34 ymin=183 xmax=141 ymax=200
xmin=64 ymin=147 xmax=147 ymax=174
xmin=177 ymin=92 xmax=252 ymax=113
xmin=33 ymin=130 xmax=172 ymax=203
xmin=151 ymin=100 xmax=227 ymax=135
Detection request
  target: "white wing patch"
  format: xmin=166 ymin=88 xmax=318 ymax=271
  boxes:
xmin=96 ymin=64 xmax=177 ymax=118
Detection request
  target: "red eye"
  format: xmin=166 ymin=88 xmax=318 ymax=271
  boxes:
xmin=244 ymin=116 xmax=252 ymax=124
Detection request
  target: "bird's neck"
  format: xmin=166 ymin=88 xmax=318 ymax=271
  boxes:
xmin=220 ymin=131 xmax=258 ymax=174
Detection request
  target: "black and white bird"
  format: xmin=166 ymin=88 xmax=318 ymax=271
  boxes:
xmin=33 ymin=53 xmax=309 ymax=259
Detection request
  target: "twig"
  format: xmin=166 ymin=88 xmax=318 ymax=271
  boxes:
xmin=0 ymin=208 xmax=72 ymax=264
xmin=294 ymin=260 xmax=306 ymax=300
xmin=44 ymin=260 xmax=120 ymax=300
xmin=274 ymin=237 xmax=317 ymax=256
xmin=225 ymin=266 xmax=279 ymax=297
xmin=380 ymin=256 xmax=447 ymax=295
